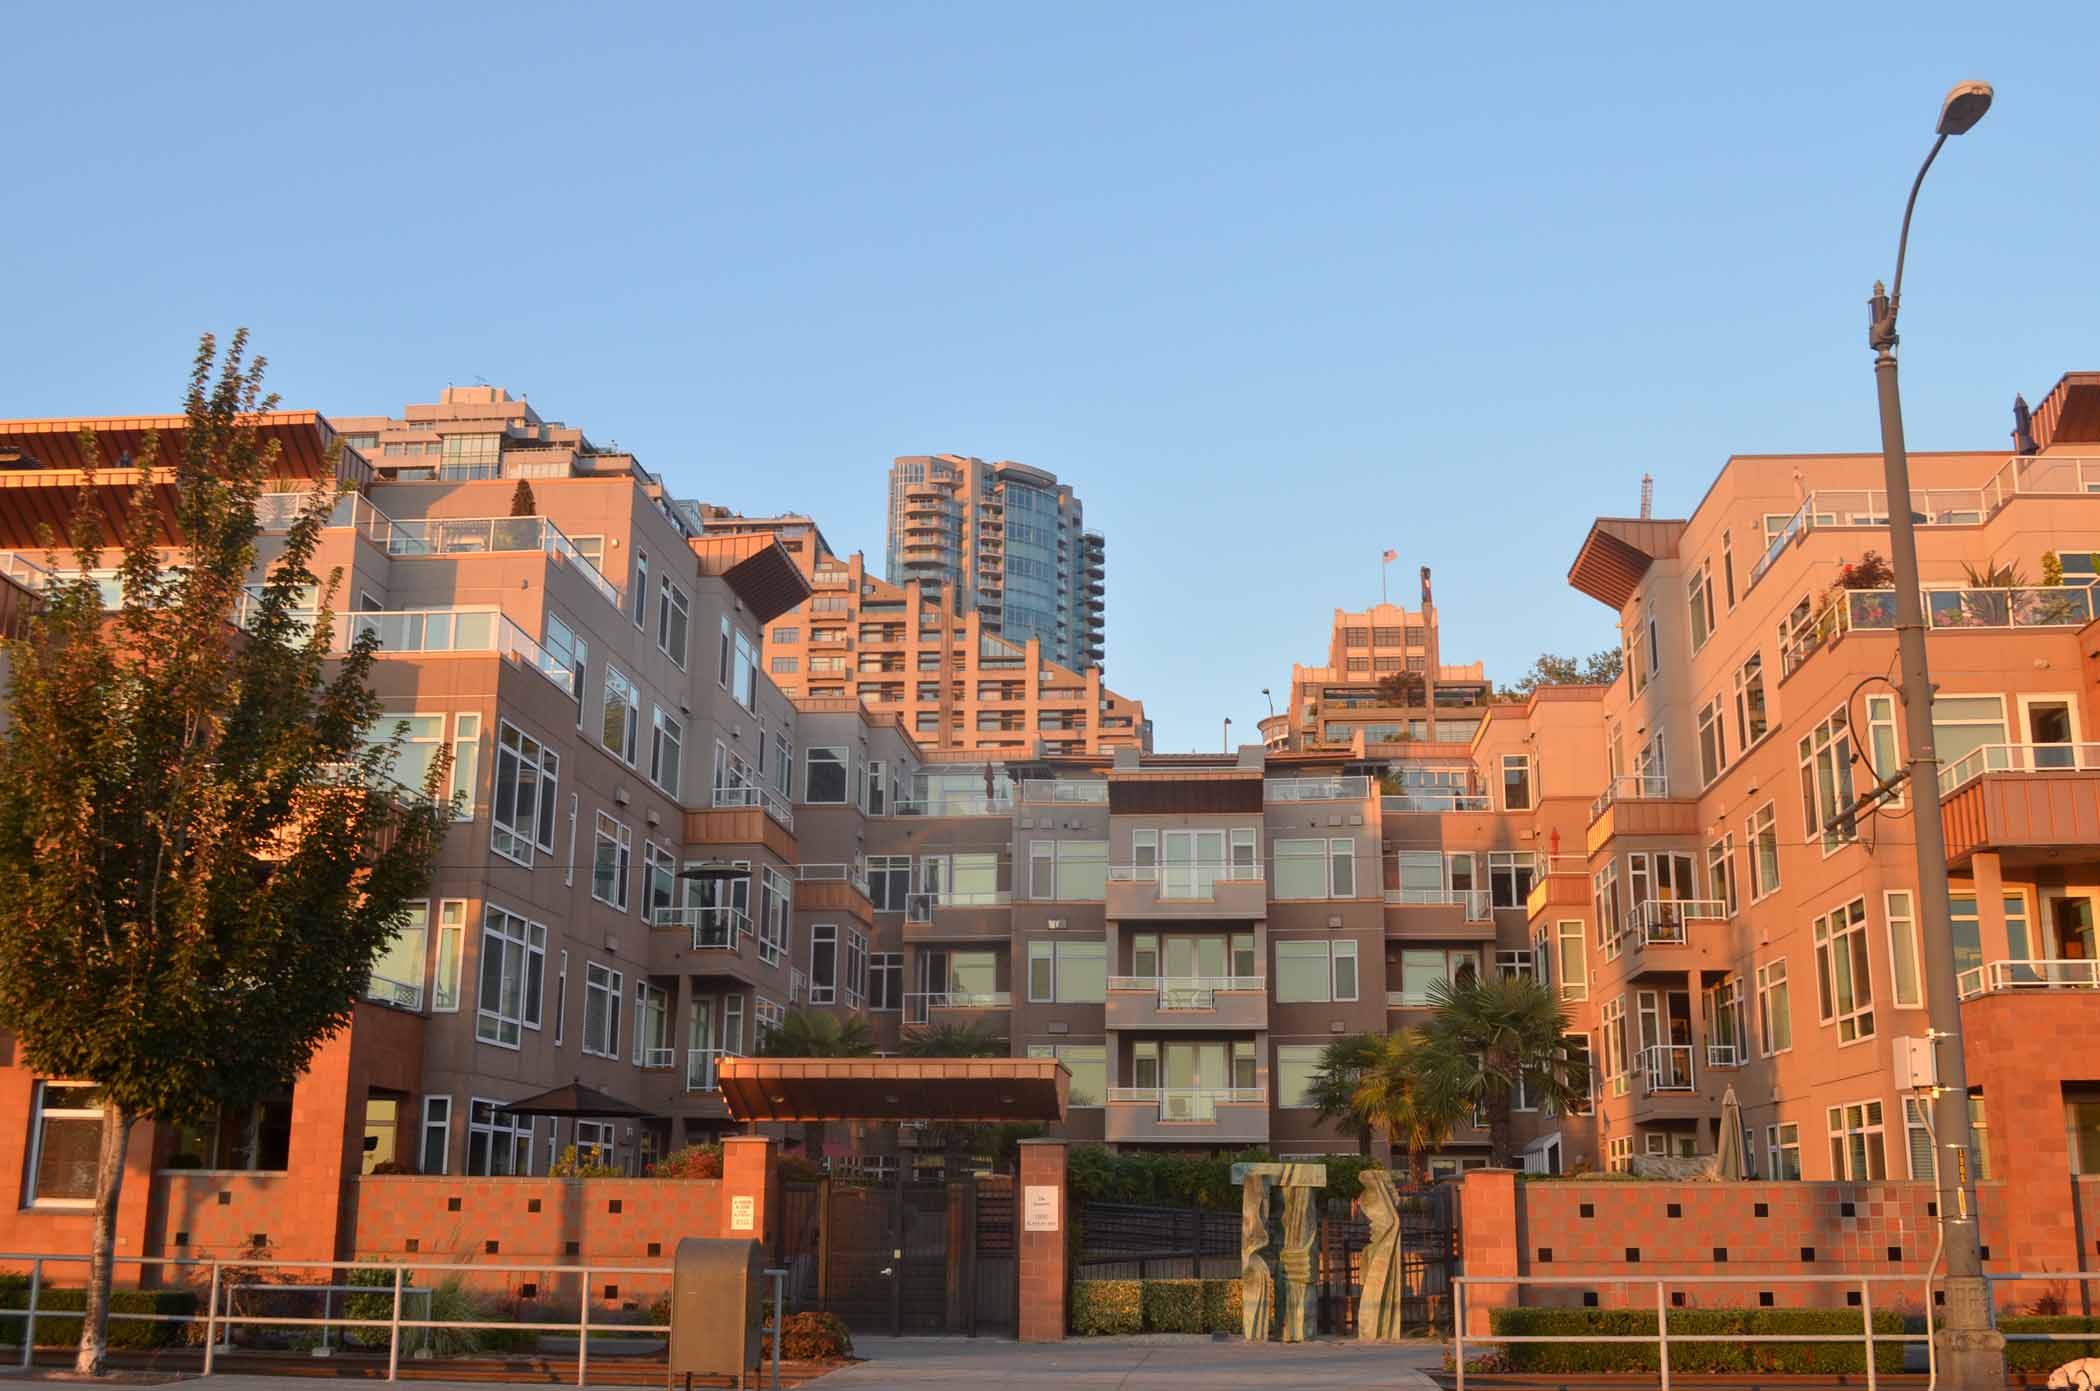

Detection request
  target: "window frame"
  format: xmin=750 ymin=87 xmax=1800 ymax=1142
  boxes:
xmin=591 ymin=811 xmax=633 ymax=912
xmin=1813 ymin=896 xmax=1875 ymax=1044
xmin=24 ymin=1081 xmax=104 ymax=1208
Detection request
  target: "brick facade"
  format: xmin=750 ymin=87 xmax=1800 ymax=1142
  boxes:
xmin=1016 ymin=1140 xmax=1067 ymax=1342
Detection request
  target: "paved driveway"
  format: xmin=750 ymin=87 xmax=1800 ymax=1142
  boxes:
xmin=811 ymin=1334 xmax=1445 ymax=1389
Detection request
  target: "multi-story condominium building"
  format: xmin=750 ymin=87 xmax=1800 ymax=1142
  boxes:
xmin=703 ymin=510 xmax=1149 ymax=758
xmin=1259 ymin=588 xmax=1494 ymax=754
xmin=884 ymin=454 xmax=1104 ymax=669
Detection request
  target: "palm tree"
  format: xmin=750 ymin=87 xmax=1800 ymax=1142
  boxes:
xmin=753 ymin=1010 xmax=875 ymax=1164
xmin=1353 ymin=1029 xmax=1464 ymax=1181
xmin=1307 ymin=1034 xmax=1383 ymax=1155
xmin=899 ymin=1020 xmax=1008 ymax=1057
xmin=1417 ymin=974 xmax=1587 ymax=1167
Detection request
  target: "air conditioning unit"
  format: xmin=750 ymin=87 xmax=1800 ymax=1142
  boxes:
xmin=1046 ymin=918 xmax=1067 ymax=931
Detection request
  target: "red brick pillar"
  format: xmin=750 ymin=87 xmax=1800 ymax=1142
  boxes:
xmin=1461 ymin=1169 xmax=1520 ymax=1336
xmin=1017 ymin=1140 xmax=1067 ymax=1342
xmin=721 ymin=1136 xmax=776 ymax=1247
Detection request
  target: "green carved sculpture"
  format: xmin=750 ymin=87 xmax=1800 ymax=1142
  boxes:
xmin=1357 ymin=1169 xmax=1405 ymax=1341
xmin=1232 ymin=1161 xmax=1327 ymax=1342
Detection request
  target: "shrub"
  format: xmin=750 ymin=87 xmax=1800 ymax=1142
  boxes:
xmin=1489 ymin=1306 xmax=1904 ymax=1374
xmin=649 ymin=1144 xmax=723 ymax=1180
xmin=2001 ymin=1316 xmax=2100 ymax=1372
xmin=762 ymin=1310 xmax=851 ymax=1360
xmin=1141 ymin=1280 xmax=1203 ymax=1332
xmin=1064 ymin=1146 xmax=1379 ymax=1210
xmin=549 ymin=1146 xmax=622 ymax=1178
xmin=0 ymin=1287 xmax=199 ymax=1349
xmin=778 ymin=1156 xmax=826 ymax=1182
xmin=1071 ymin=1280 xmax=1142 ymax=1335
xmin=1201 ymin=1279 xmax=1243 ymax=1334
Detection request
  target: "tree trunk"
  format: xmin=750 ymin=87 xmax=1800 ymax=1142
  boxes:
xmin=76 ymin=1107 xmax=136 ymax=1375
xmin=1486 ymin=1094 xmax=1514 ymax=1169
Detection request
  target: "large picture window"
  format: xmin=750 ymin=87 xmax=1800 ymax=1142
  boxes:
xmin=805 ymin=747 xmax=848 ymax=804
xmin=475 ymin=904 xmax=545 ymax=1048
xmin=491 ymin=721 xmax=559 ymax=866
xmin=24 ymin=1082 xmax=103 ymax=1207
xmin=1276 ymin=939 xmax=1361 ymax=1003
xmin=1813 ymin=896 xmax=1874 ymax=1043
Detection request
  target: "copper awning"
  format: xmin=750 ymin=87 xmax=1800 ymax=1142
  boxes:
xmin=690 ymin=533 xmax=812 ymax=625
xmin=1567 ymin=517 xmax=1685 ymax=610
xmin=715 ymin=1057 xmax=1068 ymax=1124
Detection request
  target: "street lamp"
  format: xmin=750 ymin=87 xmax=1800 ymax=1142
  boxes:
xmin=1262 ymin=688 xmax=1275 ymax=718
xmin=1866 ymin=79 xmax=2001 ymax=1391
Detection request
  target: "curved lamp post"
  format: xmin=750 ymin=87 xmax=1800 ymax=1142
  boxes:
xmin=1866 ymin=79 xmax=2003 ymax=1391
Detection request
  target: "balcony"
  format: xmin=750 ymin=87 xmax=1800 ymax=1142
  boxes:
xmin=890 ymin=794 xmax=1015 ymax=818
xmin=1706 ymin=1042 xmax=1746 ymax=1069
xmin=796 ymin=862 xmax=872 ymax=896
xmin=363 ymin=973 xmax=424 ymax=1012
xmin=1782 ymin=587 xmax=2093 ymax=678
xmin=903 ymin=991 xmax=1012 ymax=1025
xmin=1957 ymin=958 xmax=2100 ymax=1000
xmin=1940 ymin=744 xmax=2100 ymax=868
xmin=686 ymin=1046 xmax=744 ymax=1093
xmin=1382 ymin=886 xmax=1496 ymax=940
xmin=712 ymin=783 xmax=796 ymax=833
xmin=1266 ymin=775 xmax=1371 ymax=803
xmin=1638 ymin=1043 xmax=1696 ymax=1094
xmin=1106 ymin=864 xmax=1267 ymax=920
xmin=348 ymin=607 xmax=578 ymax=697
xmin=653 ymin=905 xmax=752 ymax=953
xmin=1625 ymin=898 xmax=1726 ymax=949
xmin=1106 ymin=976 xmax=1268 ymax=1031
xmin=1588 ymin=773 xmax=1670 ymax=823
xmin=1525 ymin=857 xmax=1590 ymax=919
xmin=1586 ymin=775 xmax=1698 ymax=854
xmin=1104 ymin=1088 xmax=1269 ymax=1145
xmin=904 ymin=890 xmax=1013 ymax=925
xmin=364 ymin=513 xmax=620 ymax=609
xmin=1380 ymin=792 xmax=1490 ymax=814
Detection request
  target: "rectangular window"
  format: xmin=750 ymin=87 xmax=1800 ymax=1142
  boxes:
xmin=1502 ymin=754 xmax=1532 ymax=811
xmin=1397 ymin=947 xmax=1479 ymax=1005
xmin=581 ymin=962 xmax=624 ymax=1058
xmin=869 ymin=952 xmax=903 ymax=1011
xmin=592 ymin=812 xmax=632 ymax=911
xmin=1025 ymin=1044 xmax=1105 ymax=1107
xmin=731 ymin=629 xmax=757 ymax=710
xmin=1028 ymin=940 xmax=1053 ymax=1003
xmin=641 ymin=843 xmax=678 ymax=925
xmin=1697 ymin=694 xmax=1727 ymax=787
xmin=24 ymin=1082 xmax=103 ymax=1206
xmin=602 ymin=666 xmax=640 ymax=764
xmin=1707 ymin=834 xmax=1737 ymax=916
xmin=1827 ymin=1100 xmax=1888 ymax=1180
xmin=491 ymin=721 xmax=559 ymax=865
xmin=632 ymin=550 xmax=649 ymax=629
xmin=1721 ymin=531 xmax=1737 ymax=610
xmin=757 ymin=867 xmax=791 ymax=966
xmin=1813 ymin=897 xmax=1874 ymax=1043
xmin=1556 ymin=921 xmax=1587 ymax=1002
xmin=845 ymin=927 xmax=867 ymax=1007
xmin=810 ymin=923 xmax=839 ymax=1005
xmin=466 ymin=1099 xmax=533 ymax=1176
xmin=1747 ymin=802 xmax=1780 ymax=900
xmin=1757 ymin=958 xmax=1793 ymax=1054
xmin=1799 ymin=707 xmax=1858 ymax=853
xmin=1733 ymin=653 xmax=1769 ymax=751
xmin=657 ymin=578 xmax=689 ymax=668
xmin=1489 ymin=852 xmax=1535 ymax=909
xmin=862 ymin=758 xmax=887 ymax=815
xmin=1767 ymin=1121 xmax=1801 ymax=1180
xmin=868 ymin=855 xmax=911 ymax=912
xmin=1884 ymin=889 xmax=1922 ymax=1009
xmin=634 ymin=981 xmax=671 ymax=1067
xmin=432 ymin=901 xmax=466 ymax=1012
xmin=1932 ymin=694 xmax=2007 ymax=771
xmin=2065 ymin=1100 xmax=2100 ymax=1176
xmin=1276 ymin=1045 xmax=1326 ymax=1108
xmin=649 ymin=708 xmax=684 ymax=798
xmin=1688 ymin=561 xmax=1715 ymax=652
xmin=805 ymin=747 xmax=848 ymax=803
xmin=553 ymin=949 xmax=568 ymax=1045
xmin=1037 ymin=940 xmax=1105 ymax=1003
xmin=475 ymin=904 xmax=545 ymax=1049
xmin=419 ymin=1096 xmax=450 ymax=1175
xmin=450 ymin=713 xmax=482 ymax=819
xmin=545 ymin=613 xmax=588 ymax=705
xmin=1865 ymin=694 xmax=1902 ymax=800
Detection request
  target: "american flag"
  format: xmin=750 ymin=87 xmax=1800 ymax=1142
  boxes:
xmin=1381 ymin=549 xmax=1397 ymax=563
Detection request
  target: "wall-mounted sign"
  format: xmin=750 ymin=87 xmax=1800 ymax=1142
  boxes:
xmin=731 ymin=1194 xmax=756 ymax=1232
xmin=1024 ymin=1185 xmax=1059 ymax=1233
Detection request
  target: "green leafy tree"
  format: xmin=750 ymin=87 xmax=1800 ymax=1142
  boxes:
xmin=1306 ymin=1033 xmax=1382 ymax=1155
xmin=1498 ymin=649 xmax=1622 ymax=701
xmin=1374 ymin=671 xmax=1425 ymax=706
xmin=508 ymin=478 xmax=537 ymax=517
xmin=1417 ymin=975 xmax=1588 ymax=1167
xmin=754 ymin=1009 xmax=876 ymax=1162
xmin=1351 ymin=1029 xmax=1464 ymax=1182
xmin=0 ymin=333 xmax=450 ymax=1373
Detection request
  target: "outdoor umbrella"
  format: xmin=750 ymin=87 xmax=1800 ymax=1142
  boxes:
xmin=1715 ymin=1085 xmax=1748 ymax=1181
xmin=504 ymin=1081 xmax=658 ymax=1174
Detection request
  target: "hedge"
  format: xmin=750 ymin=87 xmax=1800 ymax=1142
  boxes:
xmin=2001 ymin=1316 xmax=2100 ymax=1372
xmin=1074 ymin=1278 xmax=1242 ymax=1335
xmin=1066 ymin=1146 xmax=1378 ymax=1209
xmin=0 ymin=1287 xmax=200 ymax=1349
xmin=1489 ymin=1306 xmax=1904 ymax=1374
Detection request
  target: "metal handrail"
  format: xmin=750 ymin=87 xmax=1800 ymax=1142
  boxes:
xmin=363 ymin=973 xmax=424 ymax=1011
xmin=1382 ymin=887 xmax=1492 ymax=919
xmin=1105 ymin=1087 xmax=1266 ymax=1121
xmin=794 ymin=862 xmax=872 ymax=896
xmin=1639 ymin=1042 xmax=1696 ymax=1092
xmin=1265 ymin=775 xmax=1370 ymax=802
xmin=369 ymin=514 xmax=620 ymax=609
xmin=1956 ymin=957 xmax=2100 ymax=999
xmin=1107 ymin=863 xmax=1265 ymax=901
xmin=1628 ymin=898 xmax=1726 ymax=946
xmin=710 ymin=783 xmax=795 ymax=831
xmin=1107 ymin=975 xmax=1266 ymax=1009
xmin=901 ymin=990 xmax=1011 ymax=1024
xmin=1706 ymin=1042 xmax=1744 ymax=1068
xmin=890 ymin=795 xmax=1015 ymax=817
xmin=648 ymin=905 xmax=749 ymax=950
xmin=1938 ymin=741 xmax=2100 ymax=796
xmin=1020 ymin=779 xmax=1109 ymax=803
xmin=1589 ymin=773 xmax=1670 ymax=820
xmin=686 ymin=1046 xmax=744 ymax=1091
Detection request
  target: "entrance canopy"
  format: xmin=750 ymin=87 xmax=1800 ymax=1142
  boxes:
xmin=716 ymin=1057 xmax=1068 ymax=1124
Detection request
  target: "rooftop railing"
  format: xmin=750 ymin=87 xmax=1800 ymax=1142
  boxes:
xmin=1939 ymin=741 xmax=2100 ymax=797
xmin=1265 ymin=775 xmax=1370 ymax=802
xmin=365 ymin=514 xmax=620 ymax=609
xmin=1957 ymin=957 xmax=2100 ymax=998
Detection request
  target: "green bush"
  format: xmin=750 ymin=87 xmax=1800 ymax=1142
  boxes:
xmin=1489 ymin=1306 xmax=1904 ymax=1374
xmin=2001 ymin=1316 xmax=2100 ymax=1372
xmin=1070 ymin=1280 xmax=1142 ymax=1335
xmin=1141 ymin=1280 xmax=1203 ymax=1332
xmin=0 ymin=1287 xmax=199 ymax=1349
xmin=1065 ymin=1146 xmax=1377 ymax=1210
xmin=1200 ymin=1279 xmax=1242 ymax=1334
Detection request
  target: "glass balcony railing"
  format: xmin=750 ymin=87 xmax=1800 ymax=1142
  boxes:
xmin=686 ymin=1046 xmax=744 ymax=1092
xmin=1939 ymin=742 xmax=2100 ymax=797
xmin=1105 ymin=1087 xmax=1266 ymax=1122
xmin=1380 ymin=791 xmax=1490 ymax=813
xmin=1107 ymin=976 xmax=1265 ymax=1009
xmin=1957 ymin=958 xmax=2100 ymax=999
xmin=365 ymin=514 xmax=620 ymax=609
xmin=1588 ymin=774 xmax=1669 ymax=821
xmin=1265 ymin=775 xmax=1370 ymax=802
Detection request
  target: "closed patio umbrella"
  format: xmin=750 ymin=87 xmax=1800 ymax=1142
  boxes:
xmin=1715 ymin=1086 xmax=1748 ymax=1181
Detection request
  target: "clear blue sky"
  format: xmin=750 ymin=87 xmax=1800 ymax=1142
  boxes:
xmin=5 ymin=3 xmax=2095 ymax=751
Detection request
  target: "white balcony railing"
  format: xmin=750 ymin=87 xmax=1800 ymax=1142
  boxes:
xmin=1639 ymin=1043 xmax=1696 ymax=1093
xmin=346 ymin=607 xmax=578 ymax=697
xmin=795 ymin=862 xmax=872 ymax=896
xmin=711 ymin=783 xmax=795 ymax=832
xmin=1589 ymin=773 xmax=1670 ymax=821
xmin=1747 ymin=486 xmax=1994 ymax=592
xmin=1108 ymin=863 xmax=1264 ymax=901
xmin=1706 ymin=1042 xmax=1744 ymax=1069
xmin=1380 ymin=792 xmax=1491 ymax=813
xmin=1957 ymin=958 xmax=2100 ymax=999
xmin=1107 ymin=976 xmax=1266 ymax=1010
xmin=1627 ymin=898 xmax=1726 ymax=946
xmin=904 ymin=889 xmax=1012 ymax=923
xmin=648 ymin=906 xmax=749 ymax=951
xmin=1105 ymin=1087 xmax=1266 ymax=1121
xmin=891 ymin=795 xmax=1014 ymax=817
xmin=364 ymin=973 xmax=424 ymax=1011
xmin=902 ymin=990 xmax=1012 ymax=1024
xmin=1382 ymin=887 xmax=1492 ymax=920
xmin=1938 ymin=742 xmax=2100 ymax=797
xmin=1020 ymin=778 xmax=1109 ymax=804
xmin=1266 ymin=775 xmax=1370 ymax=802
xmin=686 ymin=1046 xmax=744 ymax=1092
xmin=638 ymin=1045 xmax=675 ymax=1070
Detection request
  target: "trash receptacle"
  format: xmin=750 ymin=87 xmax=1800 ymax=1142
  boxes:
xmin=669 ymin=1237 xmax=764 ymax=1389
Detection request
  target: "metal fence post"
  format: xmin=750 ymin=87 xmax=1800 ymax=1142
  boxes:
xmin=387 ymin=1264 xmax=405 ymax=1382
xmin=19 ymin=1259 xmax=40 ymax=1369
xmin=1453 ymin=1280 xmax=1466 ymax=1391
xmin=771 ymin=1268 xmax=784 ymax=1391
xmin=1655 ymin=1280 xmax=1670 ymax=1391
xmin=203 ymin=1261 xmax=220 ymax=1376
xmin=1861 ymin=1277 xmax=1877 ymax=1391
xmin=576 ymin=1270 xmax=590 ymax=1389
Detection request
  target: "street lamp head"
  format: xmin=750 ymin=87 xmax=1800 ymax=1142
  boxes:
xmin=1936 ymin=81 xmax=1993 ymax=136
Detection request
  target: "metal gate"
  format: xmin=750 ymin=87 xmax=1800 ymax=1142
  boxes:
xmin=969 ymin=1176 xmax=1018 ymax=1334
xmin=776 ymin=1174 xmax=1017 ymax=1336
xmin=1318 ymin=1181 xmax=1459 ymax=1335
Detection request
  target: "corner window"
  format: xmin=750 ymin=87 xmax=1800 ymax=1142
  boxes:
xmin=1732 ymin=653 xmax=1769 ymax=750
xmin=24 ymin=1082 xmax=104 ymax=1207
xmin=631 ymin=549 xmax=649 ymax=629
xmin=649 ymin=707 xmax=684 ymax=798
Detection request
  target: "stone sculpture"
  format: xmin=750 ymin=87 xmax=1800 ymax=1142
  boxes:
xmin=1357 ymin=1168 xmax=1405 ymax=1342
xmin=1231 ymin=1161 xmax=1327 ymax=1343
